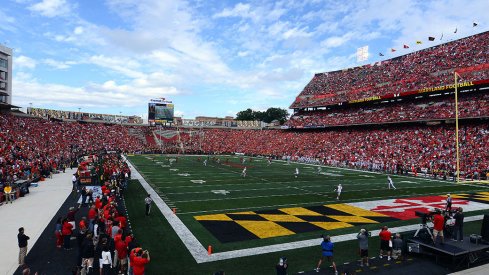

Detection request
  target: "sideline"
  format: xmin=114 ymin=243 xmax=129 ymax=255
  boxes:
xmin=125 ymin=156 xmax=486 ymax=264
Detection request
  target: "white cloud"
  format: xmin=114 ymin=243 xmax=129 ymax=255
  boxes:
xmin=320 ymin=32 xmax=355 ymax=48
xmin=213 ymin=3 xmax=252 ymax=19
xmin=237 ymin=51 xmax=250 ymax=57
xmin=13 ymin=77 xmax=181 ymax=110
xmin=43 ymin=58 xmax=74 ymax=69
xmin=88 ymin=55 xmax=144 ymax=79
xmin=14 ymin=55 xmax=37 ymax=69
xmin=73 ymin=26 xmax=84 ymax=35
xmin=28 ymin=0 xmax=72 ymax=17
xmin=0 ymin=10 xmax=16 ymax=32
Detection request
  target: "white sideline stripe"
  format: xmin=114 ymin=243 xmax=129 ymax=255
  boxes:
xmin=125 ymin=157 xmax=209 ymax=263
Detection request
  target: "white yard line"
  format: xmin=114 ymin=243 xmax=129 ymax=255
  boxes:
xmin=165 ymin=186 xmax=293 ymax=195
xmin=173 ymin=192 xmax=310 ymax=203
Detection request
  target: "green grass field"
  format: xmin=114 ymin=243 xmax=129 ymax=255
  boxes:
xmin=124 ymin=154 xmax=489 ymax=274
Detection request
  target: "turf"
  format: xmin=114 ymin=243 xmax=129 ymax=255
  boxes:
xmin=124 ymin=154 xmax=489 ymax=274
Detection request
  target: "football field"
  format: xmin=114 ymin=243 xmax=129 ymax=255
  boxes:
xmin=127 ymin=155 xmax=489 ymax=253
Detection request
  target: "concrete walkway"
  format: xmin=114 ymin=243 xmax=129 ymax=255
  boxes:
xmin=0 ymin=170 xmax=74 ymax=275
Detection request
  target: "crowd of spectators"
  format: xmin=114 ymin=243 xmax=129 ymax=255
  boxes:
xmin=287 ymin=93 xmax=489 ymax=127
xmin=0 ymin=113 xmax=146 ymax=204
xmin=62 ymin=154 xmax=149 ymax=275
xmin=180 ymin=124 xmax=489 ymax=179
xmin=291 ymin=31 xmax=489 ymax=108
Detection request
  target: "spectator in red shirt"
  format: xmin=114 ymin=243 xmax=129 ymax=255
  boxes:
xmin=62 ymin=218 xmax=73 ymax=250
xmin=115 ymin=237 xmax=128 ymax=274
xmin=379 ymin=226 xmax=392 ymax=260
xmin=432 ymin=210 xmax=445 ymax=244
xmin=132 ymin=250 xmax=150 ymax=275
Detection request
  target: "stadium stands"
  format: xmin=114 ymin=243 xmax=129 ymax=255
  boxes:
xmin=179 ymin=124 xmax=489 ymax=179
xmin=291 ymin=31 xmax=489 ymax=108
xmin=0 ymin=113 xmax=146 ymax=194
xmin=287 ymin=93 xmax=489 ymax=127
xmin=29 ymin=107 xmax=143 ymax=124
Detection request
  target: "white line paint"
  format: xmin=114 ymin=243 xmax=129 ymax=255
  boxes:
xmin=125 ymin=156 xmax=210 ymax=263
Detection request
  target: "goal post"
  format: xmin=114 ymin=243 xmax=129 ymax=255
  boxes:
xmin=453 ymin=64 xmax=489 ymax=184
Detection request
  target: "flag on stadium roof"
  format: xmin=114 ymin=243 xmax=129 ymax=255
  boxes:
xmin=454 ymin=28 xmax=457 ymax=33
xmin=379 ymin=52 xmax=384 ymax=56
xmin=403 ymin=45 xmax=409 ymax=49
xmin=356 ymin=46 xmax=369 ymax=62
xmin=391 ymin=48 xmax=396 ymax=52
xmin=473 ymin=22 xmax=478 ymax=27
xmin=416 ymin=41 xmax=422 ymax=44
xmin=428 ymin=36 xmax=435 ymax=41
xmin=440 ymin=33 xmax=444 ymax=40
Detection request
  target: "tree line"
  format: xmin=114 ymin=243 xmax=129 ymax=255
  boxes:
xmin=235 ymin=107 xmax=289 ymax=124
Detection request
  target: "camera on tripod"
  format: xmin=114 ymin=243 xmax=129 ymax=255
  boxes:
xmin=415 ymin=210 xmax=436 ymax=225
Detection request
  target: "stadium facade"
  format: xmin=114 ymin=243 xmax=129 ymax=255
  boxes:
xmin=0 ymin=44 xmax=12 ymax=106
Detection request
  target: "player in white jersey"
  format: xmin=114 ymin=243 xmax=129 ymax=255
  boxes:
xmin=241 ymin=167 xmax=247 ymax=178
xmin=267 ymin=158 xmax=272 ymax=166
xmin=294 ymin=168 xmax=300 ymax=178
xmin=387 ymin=176 xmax=396 ymax=189
xmin=335 ymin=184 xmax=343 ymax=200
xmin=203 ymin=159 xmax=207 ymax=166
xmin=317 ymin=166 xmax=322 ymax=175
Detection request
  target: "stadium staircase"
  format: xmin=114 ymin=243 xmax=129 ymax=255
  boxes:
xmin=127 ymin=128 xmax=146 ymax=144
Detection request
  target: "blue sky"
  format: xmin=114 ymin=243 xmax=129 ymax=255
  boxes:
xmin=1 ymin=0 xmax=487 ymax=119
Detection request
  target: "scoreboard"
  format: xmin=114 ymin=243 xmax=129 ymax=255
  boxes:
xmin=148 ymin=98 xmax=174 ymax=125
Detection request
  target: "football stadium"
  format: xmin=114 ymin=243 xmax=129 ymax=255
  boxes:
xmin=1 ymin=1 xmax=489 ymax=275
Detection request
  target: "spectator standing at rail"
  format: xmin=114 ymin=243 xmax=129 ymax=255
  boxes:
xmin=72 ymin=174 xmax=78 ymax=193
xmin=357 ymin=229 xmax=369 ymax=267
xmin=446 ymin=194 xmax=452 ymax=212
xmin=315 ymin=235 xmax=337 ymax=274
xmin=275 ymin=257 xmax=288 ymax=275
xmin=453 ymin=207 xmax=464 ymax=242
xmin=18 ymin=227 xmax=30 ymax=266
xmin=392 ymin=233 xmax=403 ymax=260
xmin=379 ymin=226 xmax=392 ymax=260
xmin=432 ymin=209 xmax=445 ymax=245
xmin=145 ymin=194 xmax=152 ymax=216
xmin=132 ymin=250 xmax=150 ymax=275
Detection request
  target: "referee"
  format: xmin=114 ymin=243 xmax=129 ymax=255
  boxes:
xmin=145 ymin=194 xmax=153 ymax=216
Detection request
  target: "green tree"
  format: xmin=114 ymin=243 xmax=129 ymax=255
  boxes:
xmin=236 ymin=108 xmax=255 ymax=120
xmin=264 ymin=107 xmax=289 ymax=124
xmin=252 ymin=110 xmax=266 ymax=122
xmin=235 ymin=107 xmax=289 ymax=124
